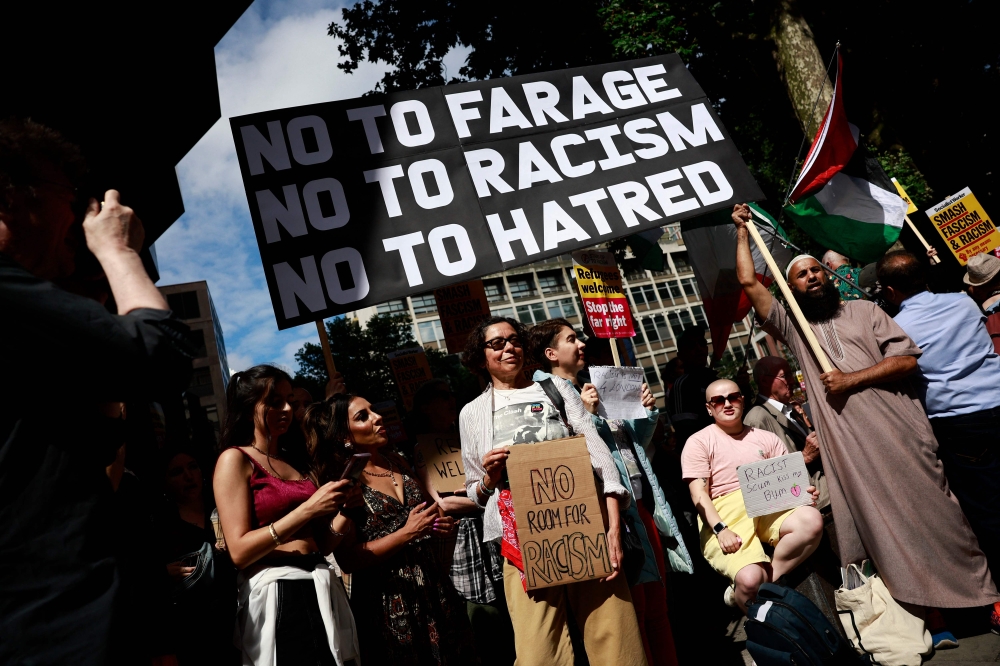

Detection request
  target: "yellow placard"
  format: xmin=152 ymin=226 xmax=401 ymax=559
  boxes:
xmin=891 ymin=178 xmax=918 ymax=215
xmin=925 ymin=188 xmax=999 ymax=266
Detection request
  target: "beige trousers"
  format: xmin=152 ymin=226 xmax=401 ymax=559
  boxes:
xmin=503 ymin=560 xmax=647 ymax=666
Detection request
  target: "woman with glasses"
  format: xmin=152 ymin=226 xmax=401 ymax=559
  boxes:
xmin=458 ymin=316 xmax=645 ymax=666
xmin=681 ymin=378 xmax=824 ymax=612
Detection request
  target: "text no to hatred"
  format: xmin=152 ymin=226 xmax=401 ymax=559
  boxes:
xmin=232 ymin=55 xmax=759 ymax=328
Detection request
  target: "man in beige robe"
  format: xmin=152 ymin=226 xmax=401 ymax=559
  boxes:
xmin=731 ymin=203 xmax=997 ymax=609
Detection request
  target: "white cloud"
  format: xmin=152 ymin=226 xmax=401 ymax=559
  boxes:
xmin=154 ymin=0 xmax=391 ymax=372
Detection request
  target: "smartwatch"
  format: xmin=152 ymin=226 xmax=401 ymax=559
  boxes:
xmin=713 ymin=521 xmax=728 ymax=535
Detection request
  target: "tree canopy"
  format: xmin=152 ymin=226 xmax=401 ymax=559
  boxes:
xmin=330 ymin=0 xmax=997 ymax=281
xmin=294 ymin=314 xmax=481 ymax=411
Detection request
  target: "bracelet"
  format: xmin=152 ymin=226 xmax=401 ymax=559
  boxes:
xmin=268 ymin=522 xmax=282 ymax=545
xmin=479 ymin=478 xmax=496 ymax=496
xmin=329 ymin=516 xmax=349 ymax=538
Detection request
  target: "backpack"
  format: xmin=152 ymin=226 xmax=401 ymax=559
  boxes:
xmin=745 ymin=583 xmax=863 ymax=666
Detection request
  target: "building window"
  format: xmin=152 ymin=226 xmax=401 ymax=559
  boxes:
xmin=188 ymin=329 xmax=207 ymax=358
xmin=377 ymin=299 xmax=408 ymax=314
xmin=625 ymin=268 xmax=647 ymax=282
xmin=167 ymin=290 xmax=200 ymax=320
xmin=516 ymin=302 xmax=547 ymax=324
xmin=671 ymin=251 xmax=690 ymax=271
xmin=204 ymin=404 xmax=219 ymax=423
xmin=643 ymin=365 xmax=661 ymax=386
xmin=491 ymin=307 xmax=514 ymax=318
xmin=508 ymin=276 xmax=536 ymax=299
xmin=418 ymin=320 xmax=445 ymax=345
xmin=681 ymin=277 xmax=699 ymax=297
xmin=667 ymin=309 xmax=694 ymax=337
xmin=411 ymin=293 xmax=437 ymax=314
xmin=546 ymin=297 xmax=577 ymax=320
xmin=630 ymin=284 xmax=658 ymax=307
xmin=483 ymin=279 xmax=507 ymax=302
xmin=657 ymin=281 xmax=683 ymax=303
xmin=642 ymin=314 xmax=673 ymax=344
xmin=537 ymin=270 xmax=566 ymax=294
xmin=189 ymin=367 xmax=214 ymax=397
xmin=692 ymin=304 xmax=707 ymax=327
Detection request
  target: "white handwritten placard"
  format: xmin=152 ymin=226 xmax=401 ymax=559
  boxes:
xmin=737 ymin=452 xmax=811 ymax=518
xmin=589 ymin=366 xmax=647 ymax=421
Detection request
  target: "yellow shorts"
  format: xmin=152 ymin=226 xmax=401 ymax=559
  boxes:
xmin=698 ymin=490 xmax=795 ymax=582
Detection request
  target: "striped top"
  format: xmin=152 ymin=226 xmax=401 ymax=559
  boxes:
xmin=459 ymin=380 xmax=630 ymax=544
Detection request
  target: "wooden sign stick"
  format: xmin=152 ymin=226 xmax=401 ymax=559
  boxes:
xmin=903 ymin=215 xmax=941 ymax=265
xmin=609 ymin=338 xmax=622 ymax=367
xmin=745 ymin=218 xmax=834 ymax=374
xmin=315 ymin=320 xmax=337 ymax=378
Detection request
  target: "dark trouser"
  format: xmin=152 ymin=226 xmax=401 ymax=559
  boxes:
xmin=931 ymin=407 xmax=1000 ymax=581
xmin=276 ymin=580 xmax=337 ymax=666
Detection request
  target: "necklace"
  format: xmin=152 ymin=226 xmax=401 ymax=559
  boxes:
xmin=250 ymin=444 xmax=285 ymax=479
xmin=363 ymin=458 xmax=399 ymax=487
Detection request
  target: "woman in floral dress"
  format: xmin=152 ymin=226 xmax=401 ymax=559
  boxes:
xmin=305 ymin=393 xmax=478 ymax=665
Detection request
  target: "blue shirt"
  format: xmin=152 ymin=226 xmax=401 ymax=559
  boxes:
xmin=894 ymin=290 xmax=1000 ymax=417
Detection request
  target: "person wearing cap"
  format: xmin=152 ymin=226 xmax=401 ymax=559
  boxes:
xmin=878 ymin=250 xmax=1000 ymax=603
xmin=822 ymin=249 xmax=866 ymax=301
xmin=965 ymin=252 xmax=1000 ymax=355
xmin=730 ymin=203 xmax=999 ymax=615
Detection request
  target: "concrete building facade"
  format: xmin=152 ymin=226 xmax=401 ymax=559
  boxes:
xmin=349 ymin=225 xmax=764 ymax=407
xmin=158 ymin=280 xmax=231 ymax=435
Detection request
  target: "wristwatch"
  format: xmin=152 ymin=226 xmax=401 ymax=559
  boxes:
xmin=713 ymin=521 xmax=728 ymax=535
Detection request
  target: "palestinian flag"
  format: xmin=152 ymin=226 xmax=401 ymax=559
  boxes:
xmin=783 ymin=53 xmax=908 ymax=264
xmin=682 ymin=203 xmax=793 ymax=360
xmin=627 ymin=228 xmax=667 ymax=270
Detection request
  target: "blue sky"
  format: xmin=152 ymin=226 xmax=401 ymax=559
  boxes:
xmin=153 ymin=0 xmax=466 ymax=374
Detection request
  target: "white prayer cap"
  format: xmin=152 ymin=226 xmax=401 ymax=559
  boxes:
xmin=785 ymin=254 xmax=818 ymax=280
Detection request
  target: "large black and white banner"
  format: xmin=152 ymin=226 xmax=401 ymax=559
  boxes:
xmin=230 ymin=54 xmax=763 ymax=330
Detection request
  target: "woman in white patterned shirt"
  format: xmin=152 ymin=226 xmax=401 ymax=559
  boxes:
xmin=458 ymin=316 xmax=646 ymax=666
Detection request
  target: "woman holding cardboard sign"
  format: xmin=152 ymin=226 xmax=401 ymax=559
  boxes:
xmin=681 ymin=378 xmax=823 ymax=613
xmin=459 ymin=316 xmax=645 ymax=666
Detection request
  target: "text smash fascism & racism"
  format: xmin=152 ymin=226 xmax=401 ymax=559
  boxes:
xmin=230 ymin=54 xmax=762 ymax=329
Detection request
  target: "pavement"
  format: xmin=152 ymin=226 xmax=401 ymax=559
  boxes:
xmin=728 ymin=616 xmax=1000 ymax=665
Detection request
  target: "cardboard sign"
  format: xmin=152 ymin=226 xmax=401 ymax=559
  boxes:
xmin=387 ymin=347 xmax=433 ymax=411
xmin=589 ymin=365 xmax=647 ymax=420
xmin=434 ymin=280 xmax=490 ymax=353
xmin=572 ymin=250 xmax=636 ymax=338
xmin=415 ymin=433 xmax=466 ymax=493
xmin=371 ymin=400 xmax=408 ymax=445
xmin=229 ymin=53 xmax=764 ymax=330
xmin=925 ymin=187 xmax=998 ymax=265
xmin=891 ymin=178 xmax=918 ymax=215
xmin=737 ymin=452 xmax=811 ymax=518
xmin=506 ymin=436 xmax=614 ymax=590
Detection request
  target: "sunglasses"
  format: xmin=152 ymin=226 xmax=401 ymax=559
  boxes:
xmin=484 ymin=336 xmax=522 ymax=352
xmin=707 ymin=392 xmax=743 ymax=407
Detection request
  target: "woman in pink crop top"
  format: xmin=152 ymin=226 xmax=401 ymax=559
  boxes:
xmin=214 ymin=365 xmax=362 ymax=665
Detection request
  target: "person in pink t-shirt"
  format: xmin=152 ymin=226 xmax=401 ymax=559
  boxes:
xmin=681 ymin=379 xmax=823 ymax=611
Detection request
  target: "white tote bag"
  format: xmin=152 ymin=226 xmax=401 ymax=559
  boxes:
xmin=835 ymin=563 xmax=932 ymax=666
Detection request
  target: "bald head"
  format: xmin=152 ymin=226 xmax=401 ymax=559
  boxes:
xmin=705 ymin=379 xmax=740 ymax=402
xmin=822 ymin=250 xmax=849 ymax=270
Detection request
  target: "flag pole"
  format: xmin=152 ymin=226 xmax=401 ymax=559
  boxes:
xmin=744 ymin=218 xmax=834 ymax=374
xmin=315 ymin=320 xmax=338 ymax=379
xmin=749 ymin=207 xmax=869 ymax=298
xmin=903 ymin=215 xmax=941 ymax=265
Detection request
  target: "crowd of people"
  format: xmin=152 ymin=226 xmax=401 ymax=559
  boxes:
xmin=3 ymin=119 xmax=1000 ymax=666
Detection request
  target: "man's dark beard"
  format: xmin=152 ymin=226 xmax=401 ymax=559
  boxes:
xmin=797 ymin=281 xmax=842 ymax=323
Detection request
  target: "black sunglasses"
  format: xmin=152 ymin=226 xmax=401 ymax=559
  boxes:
xmin=707 ymin=392 xmax=743 ymax=407
xmin=483 ymin=336 xmax=522 ymax=352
